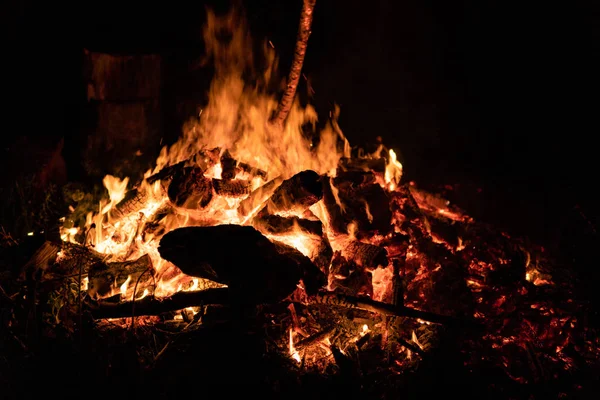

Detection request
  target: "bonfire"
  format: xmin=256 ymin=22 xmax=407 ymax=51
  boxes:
xmin=2 ymin=2 xmax=598 ymax=399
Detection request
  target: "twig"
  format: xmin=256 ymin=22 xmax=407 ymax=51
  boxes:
xmin=270 ymin=0 xmax=317 ymax=129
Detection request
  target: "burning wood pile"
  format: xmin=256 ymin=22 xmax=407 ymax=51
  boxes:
xmin=2 ymin=4 xmax=598 ymax=399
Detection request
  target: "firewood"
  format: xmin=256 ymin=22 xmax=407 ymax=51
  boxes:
xmin=87 ymin=254 xmax=154 ymax=300
xmin=145 ymin=160 xmax=187 ymax=185
xmin=322 ymin=178 xmax=392 ymax=237
xmin=237 ymin=177 xmax=284 ymax=218
xmin=271 ymin=240 xmax=327 ymax=295
xmin=309 ymin=292 xmax=473 ymax=327
xmin=257 ymin=170 xmax=323 ymax=217
xmin=167 ymin=166 xmax=213 ymax=209
xmin=328 ymin=252 xmax=373 ymax=297
xmin=142 ymin=204 xmax=174 ymax=238
xmin=252 ymin=215 xmax=323 ymax=237
xmin=110 ymin=188 xmax=148 ymax=220
xmin=86 ymin=287 xmax=231 ymax=319
xmin=336 ymin=238 xmax=388 ymax=269
xmin=212 ymin=179 xmax=251 ymax=197
xmin=20 ymin=241 xmax=61 ymax=280
xmin=337 ymin=157 xmax=386 ymax=174
xmin=158 ymin=225 xmax=324 ymax=303
xmin=220 ymin=150 xmax=237 ymax=180
xmin=217 ymin=149 xmax=268 ymax=181
xmin=270 ymin=0 xmax=317 ymax=129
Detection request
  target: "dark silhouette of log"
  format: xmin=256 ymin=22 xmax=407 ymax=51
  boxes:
xmin=257 ymin=170 xmax=323 ymax=216
xmin=167 ymin=166 xmax=213 ymax=209
xmin=237 ymin=177 xmax=284 ymax=218
xmin=86 ymin=287 xmax=231 ymax=319
xmin=270 ymin=0 xmax=317 ymax=129
xmin=158 ymin=225 xmax=324 ymax=303
xmin=87 ymin=254 xmax=154 ymax=300
xmin=212 ymin=179 xmax=251 ymax=197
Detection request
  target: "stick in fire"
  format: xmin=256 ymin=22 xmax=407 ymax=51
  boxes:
xmin=270 ymin=0 xmax=317 ymax=129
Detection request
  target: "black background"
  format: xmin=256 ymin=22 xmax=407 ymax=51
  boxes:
xmin=2 ymin=0 xmax=599 ymax=280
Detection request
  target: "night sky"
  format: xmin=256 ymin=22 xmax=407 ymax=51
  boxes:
xmin=2 ymin=0 xmax=599 ymax=250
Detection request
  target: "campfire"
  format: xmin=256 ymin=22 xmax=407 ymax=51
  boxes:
xmin=2 ymin=3 xmax=598 ymax=399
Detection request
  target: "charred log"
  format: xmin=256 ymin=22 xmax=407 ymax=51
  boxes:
xmin=158 ymin=225 xmax=324 ymax=303
xmin=167 ymin=166 xmax=213 ymax=209
xmin=252 ymin=215 xmax=323 ymax=237
xmin=257 ymin=170 xmax=323 ymax=216
xmin=322 ymin=177 xmax=392 ymax=237
xmin=337 ymin=157 xmax=386 ymax=174
xmin=86 ymin=287 xmax=231 ymax=319
xmin=237 ymin=177 xmax=284 ymax=218
xmin=87 ymin=254 xmax=154 ymax=300
xmin=336 ymin=238 xmax=388 ymax=269
xmin=329 ymin=253 xmax=373 ymax=297
xmin=142 ymin=204 xmax=174 ymax=238
xmin=220 ymin=150 xmax=237 ymax=180
xmin=309 ymin=292 xmax=473 ymax=328
xmin=212 ymin=179 xmax=250 ymax=197
xmin=110 ymin=188 xmax=148 ymax=220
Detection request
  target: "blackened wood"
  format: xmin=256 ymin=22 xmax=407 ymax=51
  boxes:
xmin=158 ymin=225 xmax=322 ymax=303
xmin=20 ymin=241 xmax=61 ymax=280
xmin=252 ymin=215 xmax=323 ymax=237
xmin=220 ymin=150 xmax=237 ymax=180
xmin=270 ymin=0 xmax=317 ymax=129
xmin=87 ymin=254 xmax=154 ymax=300
xmin=337 ymin=157 xmax=386 ymax=174
xmin=310 ymin=292 xmax=471 ymax=327
xmin=110 ymin=188 xmax=148 ymax=220
xmin=237 ymin=177 xmax=284 ymax=218
xmin=167 ymin=166 xmax=213 ymax=208
xmin=258 ymin=170 xmax=323 ymax=216
xmin=271 ymin=240 xmax=326 ymax=296
xmin=338 ymin=239 xmax=388 ymax=269
xmin=322 ymin=178 xmax=392 ymax=236
xmin=142 ymin=204 xmax=174 ymax=238
xmin=86 ymin=287 xmax=231 ymax=319
xmin=212 ymin=179 xmax=251 ymax=197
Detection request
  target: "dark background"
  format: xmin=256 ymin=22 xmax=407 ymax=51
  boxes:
xmin=1 ymin=0 xmax=598 ymax=283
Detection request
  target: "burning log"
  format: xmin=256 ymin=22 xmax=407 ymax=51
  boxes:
xmin=212 ymin=179 xmax=251 ymax=197
xmin=158 ymin=225 xmax=325 ymax=303
xmin=110 ymin=188 xmax=148 ymax=220
xmin=252 ymin=215 xmax=323 ymax=237
xmin=167 ymin=166 xmax=213 ymax=208
xmin=336 ymin=238 xmax=388 ymax=270
xmin=220 ymin=149 xmax=237 ymax=180
xmin=218 ymin=149 xmax=268 ymax=181
xmin=257 ymin=170 xmax=323 ymax=216
xmin=86 ymin=287 xmax=231 ymax=319
xmin=237 ymin=177 xmax=284 ymax=218
xmin=87 ymin=254 xmax=154 ymax=300
xmin=322 ymin=177 xmax=392 ymax=237
xmin=329 ymin=252 xmax=373 ymax=297
xmin=337 ymin=157 xmax=386 ymax=174
xmin=142 ymin=204 xmax=174 ymax=238
xmin=270 ymin=0 xmax=317 ymax=129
